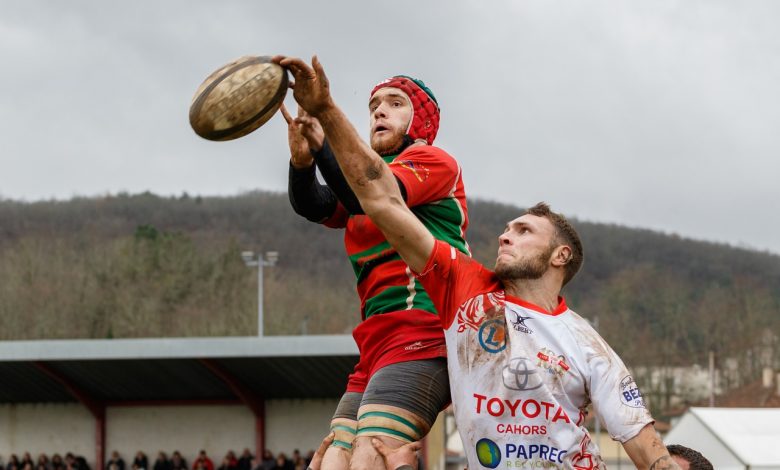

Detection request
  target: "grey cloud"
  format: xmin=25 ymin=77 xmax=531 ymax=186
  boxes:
xmin=1 ymin=0 xmax=778 ymax=253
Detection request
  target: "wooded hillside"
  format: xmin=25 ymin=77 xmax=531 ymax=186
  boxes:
xmin=1 ymin=191 xmax=778 ymax=408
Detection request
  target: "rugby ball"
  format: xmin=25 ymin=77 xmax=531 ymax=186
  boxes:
xmin=189 ymin=56 xmax=288 ymax=141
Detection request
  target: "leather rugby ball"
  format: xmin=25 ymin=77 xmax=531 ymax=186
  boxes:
xmin=189 ymin=56 xmax=288 ymax=141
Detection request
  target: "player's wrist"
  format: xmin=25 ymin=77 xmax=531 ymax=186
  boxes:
xmin=311 ymin=99 xmax=338 ymax=122
xmin=290 ymin=156 xmax=315 ymax=170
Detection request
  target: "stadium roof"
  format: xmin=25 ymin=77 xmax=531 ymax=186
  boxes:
xmin=0 ymin=335 xmax=359 ymax=404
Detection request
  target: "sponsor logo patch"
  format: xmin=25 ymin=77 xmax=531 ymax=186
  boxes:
xmin=472 ymin=393 xmax=572 ymax=424
xmin=510 ymin=312 xmax=533 ymax=334
xmin=480 ymin=440 xmax=567 ymax=467
xmin=502 ymin=357 xmax=543 ymax=391
xmin=392 ymin=160 xmax=430 ymax=182
xmin=478 ymin=318 xmax=507 ymax=353
xmin=475 ymin=438 xmax=502 ymax=468
xmin=619 ymin=375 xmax=645 ymax=408
xmin=536 ymin=348 xmax=570 ymax=377
xmin=496 ymin=423 xmax=547 ymax=436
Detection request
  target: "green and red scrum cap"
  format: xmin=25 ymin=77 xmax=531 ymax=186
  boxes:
xmin=371 ymin=75 xmax=440 ymax=145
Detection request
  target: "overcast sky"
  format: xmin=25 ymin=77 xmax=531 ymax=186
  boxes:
xmin=2 ymin=1 xmax=778 ymax=254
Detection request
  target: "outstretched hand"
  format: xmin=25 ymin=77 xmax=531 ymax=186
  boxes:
xmin=371 ymin=438 xmax=422 ymax=470
xmin=280 ymin=103 xmax=324 ymax=169
xmin=273 ymin=55 xmax=333 ymax=117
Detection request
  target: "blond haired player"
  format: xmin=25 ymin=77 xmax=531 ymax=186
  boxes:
xmin=277 ymin=55 xmax=682 ymax=470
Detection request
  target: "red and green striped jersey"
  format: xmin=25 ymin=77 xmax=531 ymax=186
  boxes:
xmin=325 ymin=145 xmax=470 ymax=320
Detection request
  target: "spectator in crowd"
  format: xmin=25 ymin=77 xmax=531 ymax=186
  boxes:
xmin=7 ymin=454 xmax=21 ymax=470
xmin=21 ymin=463 xmax=33 ymax=470
xmin=251 ymin=451 xmax=273 ymax=470
xmin=63 ymin=454 xmax=75 ymax=470
xmin=105 ymin=452 xmax=124 ymax=470
xmin=21 ymin=455 xmax=33 ymax=470
xmin=50 ymin=455 xmax=64 ymax=470
xmin=65 ymin=454 xmax=89 ymax=470
xmin=287 ymin=451 xmax=302 ymax=470
xmin=132 ymin=452 xmax=147 ymax=470
xmin=667 ymin=444 xmax=714 ymax=470
xmin=35 ymin=454 xmax=49 ymax=470
xmin=216 ymin=452 xmax=236 ymax=470
xmin=191 ymin=451 xmax=212 ymax=470
xmin=268 ymin=455 xmax=290 ymax=470
xmin=169 ymin=452 xmax=186 ymax=470
xmin=235 ymin=450 xmax=251 ymax=470
xmin=151 ymin=452 xmax=169 ymax=470
xmin=303 ymin=451 xmax=314 ymax=469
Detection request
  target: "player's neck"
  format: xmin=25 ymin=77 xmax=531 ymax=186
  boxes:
xmin=503 ymin=278 xmax=561 ymax=313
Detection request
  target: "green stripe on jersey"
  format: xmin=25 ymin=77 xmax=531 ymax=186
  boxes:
xmin=364 ymin=284 xmax=437 ymax=319
xmin=411 ymin=198 xmax=469 ymax=255
xmin=355 ymin=253 xmax=402 ymax=285
xmin=347 ymin=240 xmax=394 ymax=278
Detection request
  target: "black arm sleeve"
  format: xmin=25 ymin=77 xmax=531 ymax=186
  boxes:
xmin=287 ymin=162 xmax=338 ymax=223
xmin=313 ymin=139 xmax=407 ymax=215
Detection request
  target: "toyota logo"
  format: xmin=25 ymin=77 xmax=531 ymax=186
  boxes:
xmin=502 ymin=357 xmax=543 ymax=391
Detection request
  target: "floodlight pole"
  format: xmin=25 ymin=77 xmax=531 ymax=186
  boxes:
xmin=257 ymin=257 xmax=264 ymax=337
xmin=242 ymin=250 xmax=278 ymax=337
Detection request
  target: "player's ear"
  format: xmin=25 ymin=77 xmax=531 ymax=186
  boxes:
xmin=552 ymin=245 xmax=572 ymax=267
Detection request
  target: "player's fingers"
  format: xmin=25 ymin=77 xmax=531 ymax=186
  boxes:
xmin=279 ymin=58 xmax=302 ymax=78
xmin=317 ymin=432 xmax=334 ymax=456
xmin=271 ymin=55 xmax=287 ymax=65
xmin=370 ymin=438 xmax=389 ymax=457
xmin=282 ymin=57 xmax=314 ymax=79
xmin=279 ymin=103 xmax=293 ymax=124
xmin=278 ymin=56 xmax=296 ymax=67
xmin=312 ymin=55 xmax=329 ymax=88
xmin=407 ymin=441 xmax=423 ymax=453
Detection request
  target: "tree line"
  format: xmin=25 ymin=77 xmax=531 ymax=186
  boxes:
xmin=1 ymin=191 xmax=778 ymax=412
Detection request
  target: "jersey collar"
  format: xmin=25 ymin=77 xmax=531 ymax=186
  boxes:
xmin=504 ymin=294 xmax=568 ymax=316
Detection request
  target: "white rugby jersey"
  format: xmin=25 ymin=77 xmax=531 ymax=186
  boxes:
xmin=418 ymin=241 xmax=653 ymax=470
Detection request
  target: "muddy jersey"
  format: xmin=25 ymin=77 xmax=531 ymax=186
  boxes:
xmin=417 ymin=241 xmax=653 ymax=469
xmin=325 ymin=145 xmax=469 ymax=375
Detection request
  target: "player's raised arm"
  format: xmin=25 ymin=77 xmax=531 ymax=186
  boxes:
xmin=275 ymin=55 xmax=434 ymax=273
